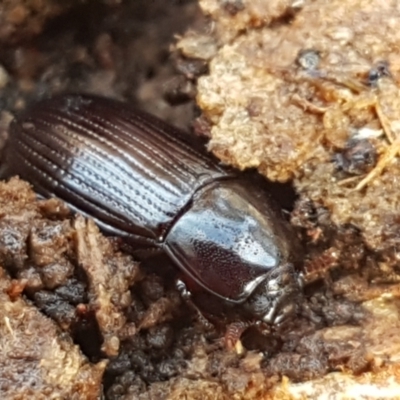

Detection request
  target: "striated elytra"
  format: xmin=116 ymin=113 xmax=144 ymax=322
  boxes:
xmin=2 ymin=94 xmax=303 ymax=329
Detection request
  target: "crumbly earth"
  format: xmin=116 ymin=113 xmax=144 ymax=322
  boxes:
xmin=0 ymin=0 xmax=87 ymax=44
xmin=0 ymin=177 xmax=140 ymax=358
xmin=0 ymin=261 xmax=105 ymax=399
xmin=194 ymin=0 xmax=400 ymax=261
xmin=2 ymin=0 xmax=400 ymax=398
xmin=0 ymin=0 xmax=202 ymax=130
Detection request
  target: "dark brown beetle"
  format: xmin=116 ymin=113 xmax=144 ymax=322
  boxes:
xmin=1 ymin=94 xmax=302 ymax=333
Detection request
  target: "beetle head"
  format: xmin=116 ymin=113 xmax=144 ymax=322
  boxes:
xmin=243 ymin=263 xmax=303 ymax=325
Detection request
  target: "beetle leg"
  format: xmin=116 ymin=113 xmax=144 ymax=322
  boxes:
xmin=224 ymin=321 xmax=250 ymax=353
xmin=175 ymin=279 xmax=214 ymax=330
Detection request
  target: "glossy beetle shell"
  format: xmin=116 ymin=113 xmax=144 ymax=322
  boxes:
xmin=2 ymin=94 xmax=302 ymax=324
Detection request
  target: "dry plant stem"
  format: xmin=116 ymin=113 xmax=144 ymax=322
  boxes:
xmin=355 ymin=139 xmax=400 ymax=190
xmin=291 ymin=94 xmax=328 ymax=114
xmin=337 ymin=175 xmax=362 ymax=187
xmin=355 ymin=100 xmax=400 ymax=191
xmin=375 ymin=101 xmax=395 ymax=144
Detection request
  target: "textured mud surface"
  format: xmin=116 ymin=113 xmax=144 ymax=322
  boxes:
xmin=0 ymin=0 xmax=201 ymax=129
xmin=195 ymin=0 xmax=400 ymax=263
xmin=1 ymin=0 xmax=400 ymax=399
xmin=0 ymin=180 xmax=106 ymax=399
xmin=0 ymin=0 xmax=88 ymax=44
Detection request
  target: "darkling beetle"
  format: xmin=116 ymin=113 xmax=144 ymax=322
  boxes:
xmin=1 ymin=94 xmax=303 ymax=343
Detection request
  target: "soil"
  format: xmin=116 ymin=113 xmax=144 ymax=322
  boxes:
xmin=1 ymin=0 xmax=400 ymax=399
